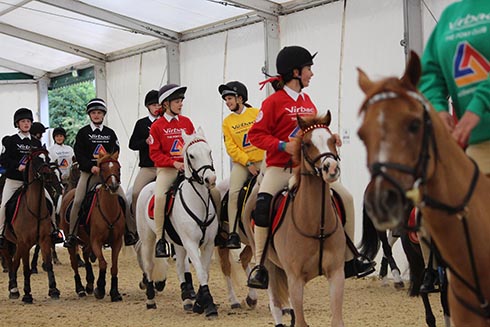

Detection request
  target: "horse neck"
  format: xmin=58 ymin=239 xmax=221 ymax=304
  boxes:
xmin=425 ymin=116 xmax=478 ymax=208
xmin=25 ymin=173 xmax=47 ymax=209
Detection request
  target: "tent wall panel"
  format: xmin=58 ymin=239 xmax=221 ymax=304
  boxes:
xmin=0 ymin=82 xmax=39 ymax=136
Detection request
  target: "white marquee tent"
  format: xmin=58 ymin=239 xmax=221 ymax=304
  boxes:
xmin=0 ymin=0 xmax=455 ymax=271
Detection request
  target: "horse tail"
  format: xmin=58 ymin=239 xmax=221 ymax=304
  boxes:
xmin=400 ymin=231 xmax=424 ymax=296
xmin=266 ymin=260 xmax=289 ymax=308
xmin=359 ymin=204 xmax=380 ymax=261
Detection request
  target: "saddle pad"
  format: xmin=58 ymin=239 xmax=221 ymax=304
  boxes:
xmin=8 ymin=187 xmax=53 ymax=226
xmin=147 ymin=192 xmax=175 ymax=220
xmin=408 ymin=208 xmax=419 ymax=244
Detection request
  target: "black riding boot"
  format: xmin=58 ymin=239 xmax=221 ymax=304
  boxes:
xmin=63 ymin=234 xmax=78 ymax=248
xmin=345 ymin=257 xmax=376 ymax=279
xmin=225 ymin=232 xmax=241 ymax=249
xmin=247 ymin=265 xmax=269 ymax=289
xmin=124 ymin=231 xmax=139 ymax=246
xmin=420 ymin=268 xmax=439 ymax=293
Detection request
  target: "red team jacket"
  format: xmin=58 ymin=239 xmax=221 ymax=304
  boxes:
xmin=248 ymin=89 xmax=317 ymax=167
xmin=149 ymin=115 xmax=195 ymax=168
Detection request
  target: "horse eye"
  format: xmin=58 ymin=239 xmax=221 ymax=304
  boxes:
xmin=189 ymin=154 xmax=194 ymax=159
xmin=408 ymin=119 xmax=422 ymax=134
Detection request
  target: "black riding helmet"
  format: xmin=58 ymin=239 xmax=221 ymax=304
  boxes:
xmin=144 ymin=90 xmax=159 ymax=107
xmin=218 ymin=81 xmax=248 ymax=103
xmin=52 ymin=127 xmax=67 ymax=139
xmin=86 ymin=98 xmax=107 ymax=114
xmin=30 ymin=122 xmax=46 ymax=135
xmin=13 ymin=108 xmax=33 ymax=127
xmin=276 ymin=46 xmax=317 ymax=83
xmin=158 ymin=84 xmax=187 ymax=104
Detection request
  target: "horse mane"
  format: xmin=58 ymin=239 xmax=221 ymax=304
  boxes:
xmin=358 ymin=77 xmax=420 ymax=115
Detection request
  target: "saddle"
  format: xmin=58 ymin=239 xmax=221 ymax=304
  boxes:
xmin=147 ymin=173 xmax=186 ymax=246
xmin=269 ymin=187 xmax=346 ymax=237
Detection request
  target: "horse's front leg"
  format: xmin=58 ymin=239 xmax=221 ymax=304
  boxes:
xmin=39 ymin=237 xmax=60 ymax=299
xmin=240 ymin=245 xmax=258 ymax=309
xmin=190 ymin=240 xmax=218 ymax=318
xmin=217 ymin=247 xmax=240 ymax=309
xmin=82 ymin=248 xmax=95 ymax=294
xmin=91 ymin=240 xmax=107 ymax=300
xmin=327 ymin=266 xmax=345 ymax=327
xmin=7 ymin=245 xmax=20 ymax=299
xmin=174 ymin=245 xmax=195 ymax=312
xmin=30 ymin=244 xmax=40 ymax=274
xmin=67 ymin=246 xmax=85 ymax=297
xmin=20 ymin=244 xmax=33 ymax=303
xmin=109 ymin=236 xmax=123 ymax=302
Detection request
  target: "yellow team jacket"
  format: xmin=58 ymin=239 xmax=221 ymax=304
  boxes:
xmin=222 ymin=107 xmax=265 ymax=166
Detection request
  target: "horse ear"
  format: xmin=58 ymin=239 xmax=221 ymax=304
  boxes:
xmin=323 ymin=110 xmax=332 ymax=126
xmin=113 ymin=151 xmax=119 ymax=160
xmin=357 ymin=68 xmax=373 ymax=94
xmin=297 ymin=114 xmax=307 ymax=130
xmin=401 ymin=50 xmax=421 ymax=88
xmin=181 ymin=130 xmax=191 ymax=143
xmin=196 ymin=126 xmax=206 ymax=139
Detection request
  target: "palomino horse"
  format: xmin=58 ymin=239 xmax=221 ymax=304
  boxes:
xmin=1 ymin=148 xmax=60 ymax=302
xmin=358 ymin=51 xmax=490 ymax=326
xmin=243 ymin=112 xmax=346 ymax=327
xmin=60 ymin=152 xmax=125 ymax=301
xmin=136 ymin=128 xmax=218 ymax=316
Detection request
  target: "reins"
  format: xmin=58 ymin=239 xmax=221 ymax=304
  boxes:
xmin=365 ymin=90 xmax=490 ymax=318
xmin=291 ymin=124 xmax=340 ymax=276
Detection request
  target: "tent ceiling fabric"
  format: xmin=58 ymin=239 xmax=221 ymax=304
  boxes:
xmin=0 ymin=0 xmax=334 ymax=74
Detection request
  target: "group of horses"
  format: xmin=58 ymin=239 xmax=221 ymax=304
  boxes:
xmin=1 ymin=51 xmax=487 ymax=327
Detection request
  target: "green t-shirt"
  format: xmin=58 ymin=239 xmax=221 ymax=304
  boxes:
xmin=419 ymin=0 xmax=490 ymax=144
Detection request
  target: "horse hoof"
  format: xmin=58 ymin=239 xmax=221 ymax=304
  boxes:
xmin=30 ymin=267 xmax=38 ymax=274
xmin=110 ymin=291 xmax=122 ymax=302
xmin=155 ymin=280 xmax=166 ymax=292
xmin=183 ymin=299 xmax=194 ymax=312
xmin=146 ymin=303 xmax=157 ymax=310
xmin=22 ymin=294 xmax=33 ymax=304
xmin=54 ymin=258 xmax=62 ymax=266
xmin=77 ymin=291 xmax=87 ymax=298
xmin=205 ymin=303 xmax=218 ymax=318
xmin=192 ymin=302 xmax=204 ymax=314
xmin=231 ymin=303 xmax=241 ymax=309
xmin=85 ymin=284 xmax=94 ymax=294
xmin=49 ymin=288 xmax=60 ymax=299
xmin=94 ymin=288 xmax=105 ymax=299
xmin=394 ymin=281 xmax=405 ymax=289
xmin=139 ymin=281 xmax=147 ymax=290
xmin=245 ymin=295 xmax=257 ymax=309
xmin=9 ymin=291 xmax=20 ymax=299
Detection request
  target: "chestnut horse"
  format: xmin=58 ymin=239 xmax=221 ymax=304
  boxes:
xmin=358 ymin=51 xmax=490 ymax=326
xmin=243 ymin=112 xmax=346 ymax=327
xmin=60 ymin=152 xmax=125 ymax=301
xmin=1 ymin=148 xmax=60 ymax=303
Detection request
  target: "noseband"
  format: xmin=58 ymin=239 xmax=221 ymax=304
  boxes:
xmin=185 ymin=139 xmax=215 ymax=184
xmin=301 ymin=124 xmax=340 ymax=176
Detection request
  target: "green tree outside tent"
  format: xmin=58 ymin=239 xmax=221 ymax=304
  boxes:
xmin=48 ymin=81 xmax=94 ymax=146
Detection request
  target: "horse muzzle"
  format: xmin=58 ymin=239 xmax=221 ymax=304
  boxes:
xmin=364 ymin=178 xmax=406 ymax=230
xmin=321 ymin=159 xmax=340 ymax=183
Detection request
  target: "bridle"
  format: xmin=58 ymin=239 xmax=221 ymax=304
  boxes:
xmin=98 ymin=159 xmax=121 ymax=192
xmin=184 ymin=138 xmax=215 ymax=184
xmin=300 ymin=123 xmax=340 ymax=177
xmin=365 ymin=90 xmax=489 ymax=319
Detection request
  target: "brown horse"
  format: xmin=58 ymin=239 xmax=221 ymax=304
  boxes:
xmin=60 ymin=152 xmax=125 ymax=301
xmin=1 ymin=148 xmax=60 ymax=303
xmin=243 ymin=112 xmax=346 ymax=327
xmin=358 ymin=51 xmax=490 ymax=326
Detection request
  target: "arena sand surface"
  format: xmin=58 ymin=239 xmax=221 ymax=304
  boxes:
xmin=0 ymin=247 xmax=444 ymax=326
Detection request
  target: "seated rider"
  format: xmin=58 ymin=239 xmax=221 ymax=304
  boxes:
xmin=0 ymin=108 xmax=64 ymax=249
xmin=218 ymin=81 xmax=264 ymax=248
xmin=128 ymin=90 xmax=161 ymax=221
xmin=63 ymin=98 xmax=137 ymax=248
xmin=247 ymin=46 xmax=375 ymax=289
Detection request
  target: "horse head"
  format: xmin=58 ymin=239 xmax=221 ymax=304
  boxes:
xmin=27 ymin=147 xmax=54 ymax=184
xmin=97 ymin=152 xmax=121 ymax=194
xmin=181 ymin=127 xmax=216 ymax=189
xmin=357 ymin=51 xmax=438 ymax=230
xmin=295 ymin=112 xmax=340 ymax=183
xmin=69 ymin=159 xmax=80 ymax=184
